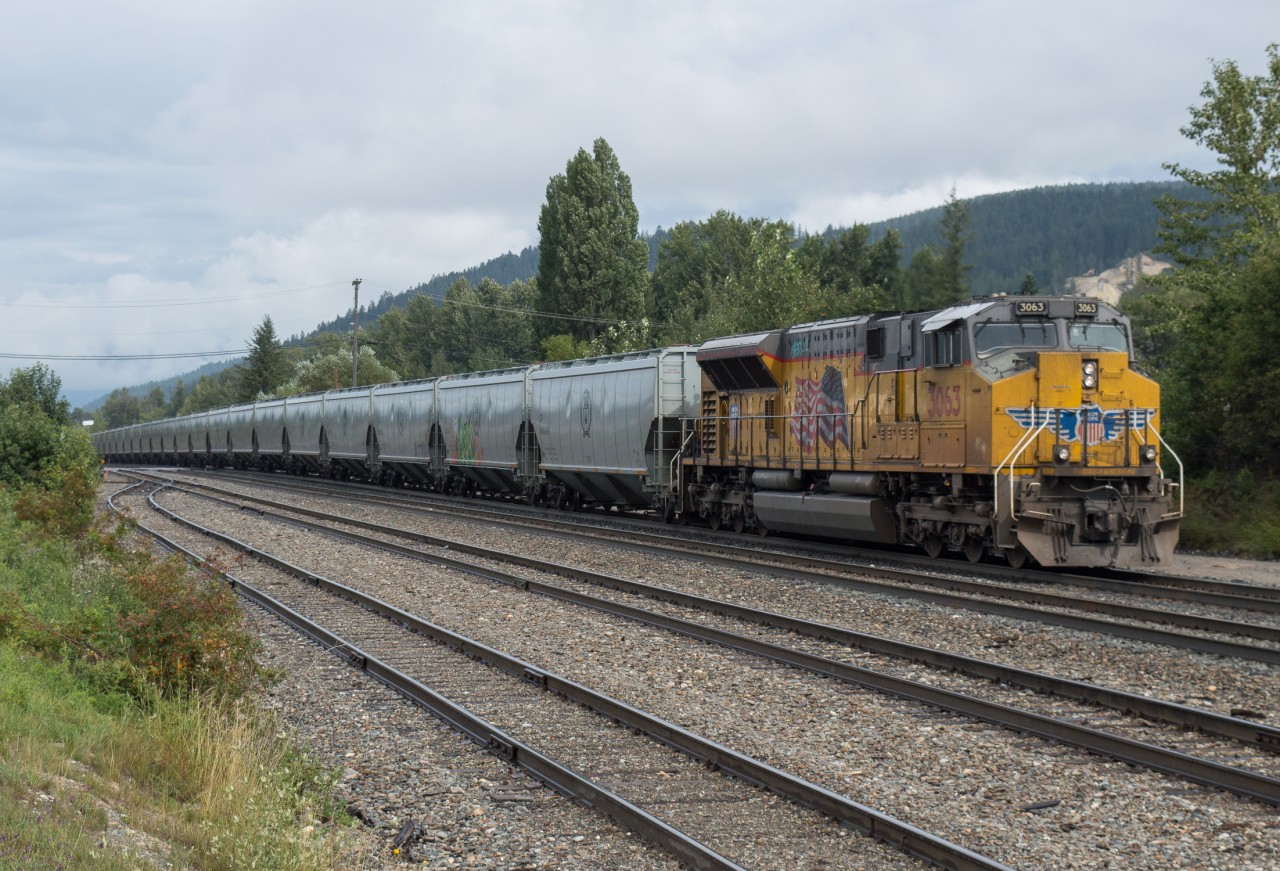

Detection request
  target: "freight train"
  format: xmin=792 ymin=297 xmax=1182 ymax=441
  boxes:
xmin=93 ymin=296 xmax=1182 ymax=568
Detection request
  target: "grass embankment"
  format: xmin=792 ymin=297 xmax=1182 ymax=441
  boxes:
xmin=1180 ymin=474 xmax=1280 ymax=559
xmin=0 ymin=486 xmax=363 ymax=869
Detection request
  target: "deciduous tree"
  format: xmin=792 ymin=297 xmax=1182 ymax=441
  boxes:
xmin=1127 ymin=45 xmax=1280 ymax=474
xmin=0 ymin=362 xmax=70 ymax=426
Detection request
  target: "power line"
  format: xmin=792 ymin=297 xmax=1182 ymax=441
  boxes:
xmin=0 ymin=349 xmax=249 ymax=361
xmin=0 ymin=315 xmax=324 ymax=339
xmin=2 ymin=282 xmax=345 ymax=310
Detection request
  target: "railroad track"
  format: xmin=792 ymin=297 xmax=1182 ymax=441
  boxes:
xmin=128 ymin=471 xmax=1280 ymax=808
xmin=172 ymin=465 xmax=1280 ymax=615
xmin=111 ymin=478 xmax=1004 ymax=870
xmin=154 ymin=468 xmax=1280 ymax=666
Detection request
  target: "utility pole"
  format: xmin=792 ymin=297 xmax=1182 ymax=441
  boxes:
xmin=351 ymin=278 xmax=362 ymax=388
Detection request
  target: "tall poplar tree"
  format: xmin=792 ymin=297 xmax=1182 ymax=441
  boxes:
xmin=536 ymin=138 xmax=649 ymax=345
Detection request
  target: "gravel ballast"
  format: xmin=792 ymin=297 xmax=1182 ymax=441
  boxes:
xmin=117 ymin=477 xmax=1280 ymax=868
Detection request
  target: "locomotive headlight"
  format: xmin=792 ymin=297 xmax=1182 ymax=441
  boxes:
xmin=1053 ymin=444 xmax=1071 ymax=463
xmin=1082 ymin=360 xmax=1098 ymax=390
xmin=1139 ymin=444 xmax=1157 ymax=463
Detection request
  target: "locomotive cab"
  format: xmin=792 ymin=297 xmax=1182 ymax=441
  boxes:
xmin=981 ymin=299 xmax=1181 ymax=566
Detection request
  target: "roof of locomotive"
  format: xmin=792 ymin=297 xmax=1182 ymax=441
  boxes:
xmin=784 ymin=294 xmax=1124 ymax=335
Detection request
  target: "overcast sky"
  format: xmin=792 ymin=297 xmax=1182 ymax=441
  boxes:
xmin=3 ymin=1 xmax=1275 ymax=407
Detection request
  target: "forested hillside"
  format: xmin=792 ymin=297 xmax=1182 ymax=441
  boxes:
xmin=326 ymin=180 xmax=1190 ymax=318
xmin=861 ymin=181 xmax=1196 ymax=295
xmin=304 ymin=247 xmax=540 ymax=340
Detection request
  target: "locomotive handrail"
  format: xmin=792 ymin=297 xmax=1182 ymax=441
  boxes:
xmin=669 ymin=424 xmax=698 ymax=504
xmin=995 ymin=405 xmax=1051 ymax=524
xmin=1146 ymin=425 xmax=1185 ymax=519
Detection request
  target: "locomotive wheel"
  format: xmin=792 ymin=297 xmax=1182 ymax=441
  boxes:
xmin=1006 ymin=546 xmax=1030 ymax=571
xmin=732 ymin=513 xmax=746 ymax=534
xmin=964 ymin=539 xmax=985 ymax=564
xmin=707 ymin=511 xmax=722 ymax=531
xmin=922 ymin=536 xmax=945 ymax=559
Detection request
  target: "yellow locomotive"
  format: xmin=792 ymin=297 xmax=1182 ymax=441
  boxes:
xmin=681 ymin=296 xmax=1181 ymax=568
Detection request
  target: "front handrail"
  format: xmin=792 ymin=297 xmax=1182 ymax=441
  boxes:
xmin=1147 ymin=425 xmax=1185 ymax=519
xmin=995 ymin=406 xmax=1051 ymax=524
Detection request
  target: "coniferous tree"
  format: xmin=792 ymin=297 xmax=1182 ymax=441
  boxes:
xmin=939 ymin=186 xmax=973 ymax=303
xmin=237 ymin=315 xmax=290 ymax=402
xmin=168 ymin=379 xmax=187 ymax=417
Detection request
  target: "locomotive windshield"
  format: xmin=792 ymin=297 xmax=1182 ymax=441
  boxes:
xmin=973 ymin=321 xmax=1058 ymax=357
xmin=1068 ymin=322 xmax=1128 ymax=352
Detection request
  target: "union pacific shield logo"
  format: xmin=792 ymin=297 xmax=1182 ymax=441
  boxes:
xmin=1007 ymin=406 xmax=1155 ymax=446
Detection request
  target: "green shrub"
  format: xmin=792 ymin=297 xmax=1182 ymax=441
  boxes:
xmin=1180 ymin=471 xmax=1280 ymax=559
xmin=0 ymin=404 xmax=62 ymax=487
xmin=12 ymin=423 xmax=100 ymax=540
xmin=114 ymin=552 xmax=262 ymax=699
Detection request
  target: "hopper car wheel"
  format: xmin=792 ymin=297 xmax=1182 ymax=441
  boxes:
xmin=964 ymin=539 xmax=985 ymax=564
xmin=922 ymin=536 xmax=945 ymax=559
xmin=662 ymin=500 xmax=676 ymax=524
xmin=1006 ymin=546 xmax=1030 ymax=571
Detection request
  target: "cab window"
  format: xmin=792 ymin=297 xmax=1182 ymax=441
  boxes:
xmin=1068 ymin=322 xmax=1128 ymax=353
xmin=974 ymin=321 xmax=1057 ymax=356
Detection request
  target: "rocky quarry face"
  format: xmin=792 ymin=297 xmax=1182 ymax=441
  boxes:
xmin=1065 ymin=253 xmax=1171 ymax=305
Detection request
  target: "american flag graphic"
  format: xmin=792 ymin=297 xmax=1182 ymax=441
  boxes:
xmin=790 ymin=366 xmax=850 ymax=453
xmin=1084 ymin=407 xmax=1106 ymax=447
xmin=1007 ymin=406 xmax=1157 ymax=446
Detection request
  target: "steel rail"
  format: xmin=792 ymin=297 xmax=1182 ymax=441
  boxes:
xmin=172 ymin=466 xmax=1280 ymax=614
xmin=106 ymin=483 xmax=750 ymax=871
xmin=151 ymin=472 xmax=1280 ymax=666
xmin=144 ymin=477 xmax=1280 ymax=806
xmin=143 ymin=471 xmax=1280 ymax=746
xmin=133 ymin=466 xmax=1280 ymax=611
xmin=182 ymin=467 xmax=1280 ymax=619
xmin=126 ymin=480 xmax=1010 ymax=871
